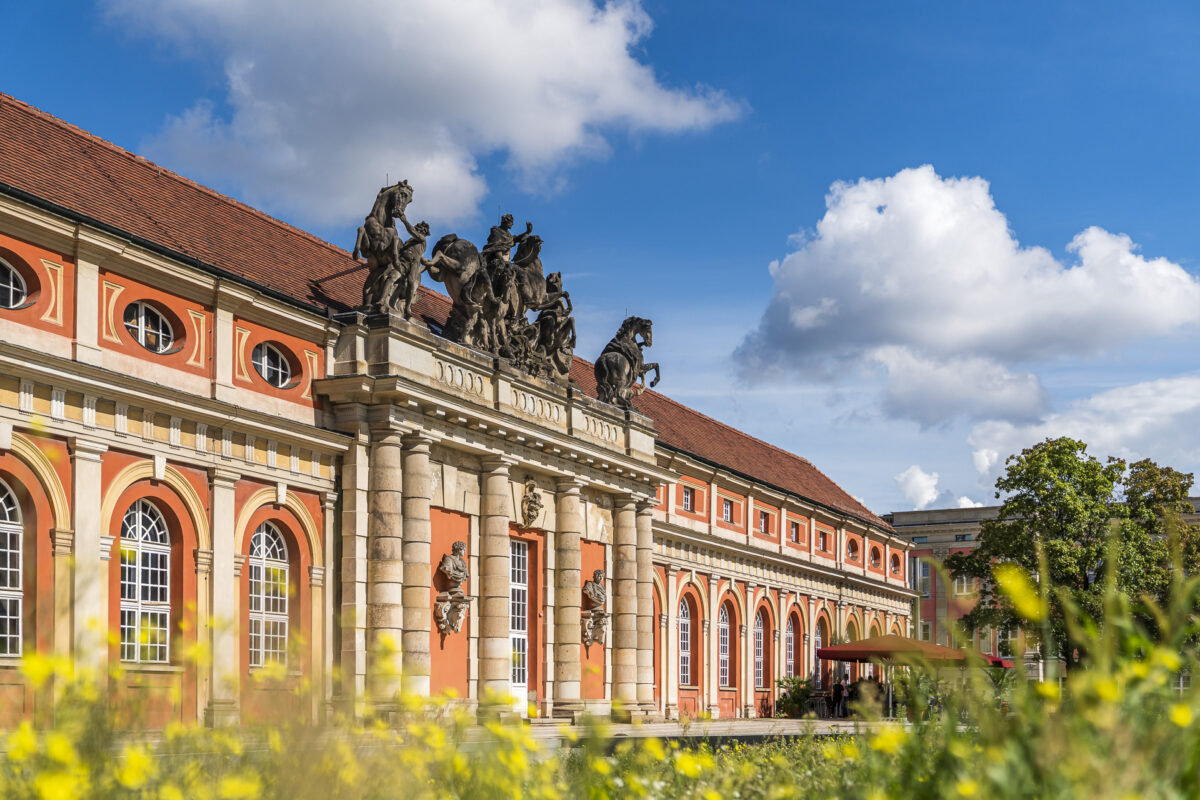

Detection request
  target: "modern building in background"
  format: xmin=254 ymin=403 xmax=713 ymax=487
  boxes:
xmin=0 ymin=94 xmax=913 ymax=727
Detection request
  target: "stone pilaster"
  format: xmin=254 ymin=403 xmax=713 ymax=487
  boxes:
xmin=478 ymin=457 xmax=515 ymax=714
xmin=611 ymin=494 xmax=638 ymax=719
xmin=744 ymin=584 xmax=756 ymax=718
xmin=366 ymin=425 xmax=405 ymax=705
xmin=635 ymin=499 xmax=656 ymax=715
xmin=69 ymin=438 xmax=108 ymax=674
xmin=207 ymin=467 xmax=240 ymax=725
xmin=807 ymin=596 xmax=817 ymax=685
xmin=664 ymin=566 xmax=678 ymax=718
xmin=553 ymin=479 xmax=584 ymax=719
xmin=340 ymin=433 xmax=371 ymax=707
xmin=401 ymin=433 xmax=434 ymax=697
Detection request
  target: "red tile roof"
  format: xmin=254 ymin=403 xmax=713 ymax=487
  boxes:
xmin=0 ymin=92 xmax=889 ymax=531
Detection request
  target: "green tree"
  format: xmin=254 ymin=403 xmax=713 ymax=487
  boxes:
xmin=947 ymin=438 xmax=1199 ymax=669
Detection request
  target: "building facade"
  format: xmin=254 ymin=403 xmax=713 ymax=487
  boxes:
xmin=0 ymin=94 xmax=912 ymax=726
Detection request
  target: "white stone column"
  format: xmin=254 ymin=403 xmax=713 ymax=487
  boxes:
xmin=478 ymin=457 xmax=514 ymax=714
xmin=69 ymin=438 xmax=108 ymax=674
xmin=340 ymin=432 xmax=371 ymax=707
xmin=635 ymin=499 xmax=656 ymax=715
xmin=743 ymin=584 xmax=756 ymax=717
xmin=664 ymin=566 xmax=678 ymax=718
xmin=553 ymin=479 xmax=584 ymax=719
xmin=707 ymin=576 xmax=721 ymax=717
xmin=401 ymin=433 xmax=433 ymax=698
xmin=807 ymin=596 xmax=817 ymax=684
xmin=207 ymin=467 xmax=240 ymax=725
xmin=366 ymin=424 xmax=404 ymax=705
xmin=611 ymin=494 xmax=638 ymax=719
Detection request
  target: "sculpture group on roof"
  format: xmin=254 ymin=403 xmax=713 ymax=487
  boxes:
xmin=354 ymin=180 xmax=657 ymax=406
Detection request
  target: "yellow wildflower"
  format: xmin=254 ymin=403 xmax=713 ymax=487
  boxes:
xmin=1035 ymin=682 xmax=1060 ymax=701
xmin=1154 ymin=649 xmax=1183 ymax=673
xmin=21 ymin=653 xmax=56 ymax=688
xmin=7 ymin=720 xmax=37 ymax=762
xmin=159 ymin=784 xmax=185 ymax=800
xmin=956 ymin=778 xmax=978 ymax=797
xmin=35 ymin=772 xmax=82 ymax=800
xmin=1170 ymin=703 xmax=1193 ymax=728
xmin=643 ymin=737 xmax=666 ymax=760
xmin=116 ymin=744 xmax=155 ymax=789
xmin=869 ymin=723 xmax=907 ymax=755
xmin=44 ymin=732 xmax=76 ymax=765
xmin=591 ymin=758 xmax=613 ymax=776
xmin=218 ymin=774 xmax=262 ymax=799
xmin=675 ymin=751 xmax=704 ymax=777
xmin=993 ymin=564 xmax=1045 ymax=622
xmin=1095 ymin=679 xmax=1120 ymax=703
xmin=841 ymin=741 xmax=860 ymax=761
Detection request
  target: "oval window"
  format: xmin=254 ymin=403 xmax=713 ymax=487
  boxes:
xmin=870 ymin=546 xmax=882 ymax=568
xmin=0 ymin=259 xmax=27 ymax=309
xmin=890 ymin=553 xmax=902 ymax=574
xmin=123 ymin=301 xmax=174 ymax=353
xmin=252 ymin=342 xmax=292 ymax=388
xmin=846 ymin=539 xmax=859 ymax=561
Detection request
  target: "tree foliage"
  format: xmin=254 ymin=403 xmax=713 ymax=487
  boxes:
xmin=947 ymin=437 xmax=1199 ymax=667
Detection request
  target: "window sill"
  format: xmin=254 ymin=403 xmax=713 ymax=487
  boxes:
xmin=121 ymin=663 xmax=184 ymax=674
xmin=0 ymin=657 xmax=25 ymax=669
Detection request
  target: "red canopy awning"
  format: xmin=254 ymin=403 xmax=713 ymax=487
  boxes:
xmin=816 ymin=634 xmax=1010 ymax=666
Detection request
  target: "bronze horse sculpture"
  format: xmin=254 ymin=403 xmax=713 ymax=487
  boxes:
xmin=594 ymin=316 xmax=659 ymax=409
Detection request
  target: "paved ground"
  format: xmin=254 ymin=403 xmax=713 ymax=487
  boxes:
xmin=512 ymin=716 xmax=886 ymax=744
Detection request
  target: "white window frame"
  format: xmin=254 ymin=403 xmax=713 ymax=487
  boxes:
xmin=682 ymin=486 xmax=694 ymax=512
xmin=789 ymin=520 xmax=800 ymax=543
xmin=785 ymin=617 xmax=795 ymax=678
xmin=119 ymin=499 xmax=171 ymax=664
xmin=252 ymin=342 xmax=292 ymax=388
xmin=0 ymin=259 xmax=27 ymax=310
xmin=248 ymin=522 xmax=289 ymax=668
xmin=718 ymin=605 xmax=731 ymax=687
xmin=123 ymin=301 xmax=174 ymax=354
xmin=997 ymin=627 xmax=1013 ymax=657
xmin=953 ymin=575 xmax=973 ymax=596
xmin=758 ymin=510 xmax=770 ymax=534
xmin=817 ymin=528 xmax=828 ymax=552
xmin=509 ymin=539 xmax=529 ymax=697
xmin=920 ymin=621 xmax=932 ymax=642
xmin=846 ymin=539 xmax=859 ymax=561
xmin=678 ymin=599 xmax=692 ymax=686
xmin=918 ymin=562 xmax=931 ymax=596
xmin=754 ymin=610 xmax=766 ymax=688
xmin=0 ymin=478 xmax=23 ymax=656
xmin=721 ymin=498 xmax=733 ymax=523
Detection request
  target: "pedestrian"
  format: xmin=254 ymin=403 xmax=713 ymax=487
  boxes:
xmin=831 ymin=675 xmax=844 ymax=719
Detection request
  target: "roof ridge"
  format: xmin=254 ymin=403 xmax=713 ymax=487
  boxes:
xmin=0 ymin=92 xmax=353 ymax=262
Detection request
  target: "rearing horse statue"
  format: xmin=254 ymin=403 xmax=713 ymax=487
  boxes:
xmin=594 ymin=316 xmax=660 ymax=409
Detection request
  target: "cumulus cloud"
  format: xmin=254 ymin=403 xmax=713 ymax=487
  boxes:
xmin=895 ymin=464 xmax=940 ymax=510
xmin=969 ymin=374 xmax=1200 ymax=482
xmin=104 ymin=0 xmax=740 ymax=226
xmin=737 ymin=165 xmax=1200 ymax=425
xmin=956 ymin=496 xmax=984 ymax=509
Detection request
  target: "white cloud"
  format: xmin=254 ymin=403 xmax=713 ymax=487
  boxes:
xmin=104 ymin=0 xmax=740 ymax=226
xmin=895 ymin=464 xmax=940 ymax=510
xmin=956 ymin=496 xmax=984 ymax=509
xmin=969 ymin=373 xmax=1200 ymax=481
xmin=737 ymin=165 xmax=1200 ymax=424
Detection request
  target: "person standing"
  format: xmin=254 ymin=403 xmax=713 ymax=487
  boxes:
xmin=831 ymin=676 xmax=844 ymax=719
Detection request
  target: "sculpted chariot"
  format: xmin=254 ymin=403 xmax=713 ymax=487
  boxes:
xmin=352 ymin=181 xmax=658 ymax=405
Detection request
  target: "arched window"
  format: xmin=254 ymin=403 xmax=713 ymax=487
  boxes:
xmin=718 ymin=604 xmax=731 ymax=687
xmin=120 ymin=499 xmax=171 ymax=663
xmin=678 ymin=599 xmax=692 ymax=686
xmin=0 ymin=479 xmax=22 ymax=656
xmin=252 ymin=342 xmax=292 ymax=388
xmin=870 ymin=546 xmax=882 ymax=568
xmin=785 ymin=616 xmax=795 ymax=678
xmin=123 ymin=301 xmax=174 ymax=353
xmin=754 ymin=610 xmax=766 ymax=688
xmin=846 ymin=539 xmax=859 ymax=561
xmin=890 ymin=553 xmax=901 ymax=574
xmin=248 ymin=522 xmax=289 ymax=667
xmin=0 ymin=259 xmax=27 ymax=310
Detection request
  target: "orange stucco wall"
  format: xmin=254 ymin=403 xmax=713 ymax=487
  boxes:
xmin=580 ymin=538 xmax=606 ymax=700
xmin=430 ymin=507 xmax=470 ymax=698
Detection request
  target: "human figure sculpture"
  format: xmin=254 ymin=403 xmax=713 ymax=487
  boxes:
xmin=581 ymin=569 xmax=608 ymax=646
xmin=372 ymin=218 xmax=430 ymax=319
xmin=481 ymin=213 xmax=532 ymax=268
xmin=594 ymin=316 xmax=660 ymax=408
xmin=521 ymin=478 xmax=543 ymax=528
xmin=434 ymin=541 xmax=471 ymax=634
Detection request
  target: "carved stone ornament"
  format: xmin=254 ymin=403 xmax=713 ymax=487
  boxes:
xmin=397 ymin=205 xmax=578 ymax=383
xmin=581 ymin=569 xmax=609 ymax=646
xmin=521 ymin=478 xmax=543 ymax=528
xmin=354 ymin=181 xmax=431 ymax=320
xmin=433 ymin=540 xmax=471 ymax=635
xmin=594 ymin=316 xmax=660 ymax=409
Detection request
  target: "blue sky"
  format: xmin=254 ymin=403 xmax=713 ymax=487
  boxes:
xmin=6 ymin=1 xmax=1200 ymax=513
